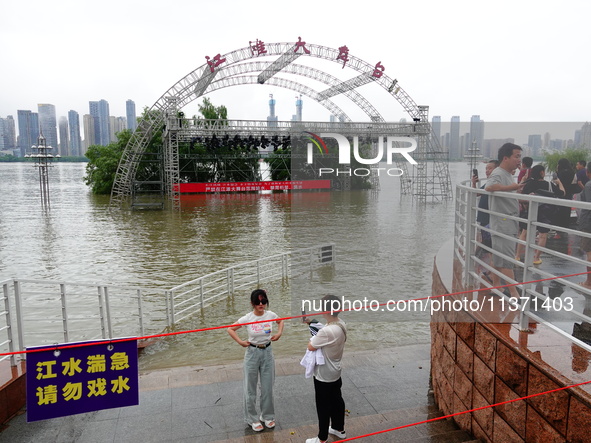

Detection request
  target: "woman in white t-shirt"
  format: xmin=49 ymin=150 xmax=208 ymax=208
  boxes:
xmin=228 ymin=289 xmax=284 ymax=432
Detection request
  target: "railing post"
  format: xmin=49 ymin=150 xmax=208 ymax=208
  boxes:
xmin=283 ymin=253 xmax=288 ymax=280
xmin=200 ymin=279 xmax=204 ymax=310
xmin=257 ymin=261 xmax=261 ymax=286
xmin=519 ymin=201 xmax=538 ymax=331
xmin=230 ymin=268 xmax=234 ymax=295
xmin=464 ymin=189 xmax=478 ymax=288
xmin=60 ymin=283 xmax=69 ymax=344
xmin=165 ymin=290 xmax=171 ymax=328
xmin=136 ymin=289 xmax=144 ymax=337
xmin=170 ymin=290 xmax=176 ymax=326
xmin=97 ymin=286 xmax=107 ymax=339
xmin=330 ymin=243 xmax=336 ymax=267
xmin=2 ymin=282 xmax=15 ymax=366
xmin=103 ymin=286 xmax=113 ymax=340
xmin=13 ymin=280 xmax=25 ymax=352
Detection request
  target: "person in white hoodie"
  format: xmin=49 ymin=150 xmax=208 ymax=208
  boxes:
xmin=304 ymin=295 xmax=347 ymax=443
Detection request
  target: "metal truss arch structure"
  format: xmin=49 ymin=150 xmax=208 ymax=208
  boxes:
xmin=210 ymin=75 xmax=353 ymax=122
xmin=217 ymin=61 xmax=385 ymax=122
xmin=110 ymin=40 xmax=451 ymax=208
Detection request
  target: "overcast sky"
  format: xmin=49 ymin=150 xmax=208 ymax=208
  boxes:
xmin=2 ymin=0 xmax=589 ymax=126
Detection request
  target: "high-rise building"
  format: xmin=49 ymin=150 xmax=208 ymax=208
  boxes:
xmin=431 ymin=116 xmax=441 ymax=146
xmin=0 ymin=119 xmax=5 ymax=151
xmin=58 ymin=116 xmax=69 ymax=156
xmin=68 ymin=110 xmax=82 ymax=157
xmin=543 ymin=132 xmax=551 ymax=149
xmin=527 ymin=134 xmax=542 ymax=157
xmin=89 ymin=99 xmax=111 ymax=146
xmin=83 ymin=114 xmax=96 ymax=152
xmin=267 ymin=94 xmax=278 ymax=127
xmin=5 ymin=116 xmax=16 ymax=151
xmin=17 ymin=110 xmax=39 ymax=156
xmin=109 ymin=116 xmax=127 ymax=141
xmin=126 ymin=99 xmax=137 ymax=132
xmin=580 ymin=123 xmax=591 ymax=150
xmin=469 ymin=115 xmax=484 ymax=152
xmin=38 ymin=104 xmax=59 ymax=149
xmin=0 ymin=116 xmax=16 ymax=152
xmin=292 ymin=95 xmax=303 ymax=122
xmin=483 ymin=138 xmax=515 ymax=160
xmin=450 ymin=116 xmax=461 ymax=160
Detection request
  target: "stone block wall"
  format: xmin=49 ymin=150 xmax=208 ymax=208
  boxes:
xmin=431 ymin=260 xmax=591 ymax=442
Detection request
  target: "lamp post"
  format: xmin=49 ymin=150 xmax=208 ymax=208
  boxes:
xmin=29 ymin=133 xmax=55 ymax=209
xmin=465 ymin=139 xmax=483 ymax=181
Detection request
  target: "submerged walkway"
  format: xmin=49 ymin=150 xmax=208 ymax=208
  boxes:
xmin=0 ymin=344 xmax=477 ymax=443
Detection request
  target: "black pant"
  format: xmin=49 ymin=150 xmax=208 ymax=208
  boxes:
xmin=313 ymin=376 xmax=345 ymax=441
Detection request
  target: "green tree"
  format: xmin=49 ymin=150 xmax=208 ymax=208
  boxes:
xmin=542 ymin=147 xmax=589 ymax=172
xmin=84 ymin=107 xmax=166 ymax=194
xmin=196 ymin=97 xmax=227 ymax=121
xmin=84 ymin=130 xmax=132 ymax=194
xmin=0 ymin=154 xmax=23 ymax=162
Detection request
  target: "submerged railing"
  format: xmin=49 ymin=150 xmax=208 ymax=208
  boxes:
xmin=0 ymin=280 xmax=16 ymax=365
xmin=0 ymin=278 xmax=145 ymax=364
xmin=0 ymin=244 xmax=336 ymax=364
xmin=455 ymin=180 xmax=591 ymax=352
xmin=165 ymin=243 xmax=335 ymax=326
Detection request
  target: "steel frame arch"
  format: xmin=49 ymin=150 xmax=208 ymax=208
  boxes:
xmin=216 ymin=61 xmax=385 ymax=122
xmin=208 ymin=75 xmax=352 ymax=122
xmin=110 ymin=41 xmax=449 ymax=208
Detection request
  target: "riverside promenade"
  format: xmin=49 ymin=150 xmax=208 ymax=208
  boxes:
xmin=0 ymin=344 xmax=478 ymax=443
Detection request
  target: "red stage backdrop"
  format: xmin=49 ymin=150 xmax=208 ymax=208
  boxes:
xmin=178 ymin=180 xmax=331 ymax=193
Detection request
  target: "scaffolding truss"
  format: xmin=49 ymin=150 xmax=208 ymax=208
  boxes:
xmin=110 ymin=41 xmax=452 ymax=209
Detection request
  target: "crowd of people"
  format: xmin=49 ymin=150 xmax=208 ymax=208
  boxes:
xmin=472 ymin=143 xmax=591 ymax=294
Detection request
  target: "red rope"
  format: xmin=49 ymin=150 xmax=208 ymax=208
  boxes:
xmin=1 ymin=270 xmax=589 ymax=358
xmin=3 ymin=271 xmax=591 ymax=441
xmin=334 ymin=379 xmax=591 ymax=442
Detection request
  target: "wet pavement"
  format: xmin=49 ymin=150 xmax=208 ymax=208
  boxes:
xmin=0 ymin=344 xmax=477 ymax=443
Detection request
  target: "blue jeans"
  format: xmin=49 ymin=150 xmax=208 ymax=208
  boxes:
xmin=243 ymin=345 xmax=275 ymax=424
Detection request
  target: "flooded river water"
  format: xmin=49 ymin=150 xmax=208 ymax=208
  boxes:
xmin=0 ymin=162 xmax=464 ymax=370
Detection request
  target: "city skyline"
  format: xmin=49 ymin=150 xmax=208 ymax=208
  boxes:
xmin=3 ymin=100 xmax=587 ymax=159
xmin=1 ymin=1 xmax=590 ymax=125
xmin=0 ymin=98 xmax=137 ymax=155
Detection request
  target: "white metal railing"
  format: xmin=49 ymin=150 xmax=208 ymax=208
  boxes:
xmin=165 ymin=244 xmax=335 ymax=326
xmin=0 ymin=279 xmax=16 ymax=365
xmin=0 ymin=279 xmax=145 ymax=362
xmin=0 ymin=245 xmax=335 ymax=366
xmin=455 ymin=179 xmax=591 ymax=353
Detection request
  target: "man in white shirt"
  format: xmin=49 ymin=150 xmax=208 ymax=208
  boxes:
xmin=485 ymin=143 xmax=524 ymax=298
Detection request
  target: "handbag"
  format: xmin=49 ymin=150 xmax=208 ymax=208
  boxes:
xmin=537 ymin=181 xmax=558 ymax=224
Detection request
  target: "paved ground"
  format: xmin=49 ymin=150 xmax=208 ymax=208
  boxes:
xmin=0 ymin=343 xmax=477 ymax=443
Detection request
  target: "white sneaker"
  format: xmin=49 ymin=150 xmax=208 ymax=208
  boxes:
xmin=329 ymin=427 xmax=346 ymax=438
xmin=305 ymin=438 xmax=326 ymax=443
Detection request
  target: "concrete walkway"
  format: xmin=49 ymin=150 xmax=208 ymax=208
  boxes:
xmin=0 ymin=344 xmax=476 ymax=443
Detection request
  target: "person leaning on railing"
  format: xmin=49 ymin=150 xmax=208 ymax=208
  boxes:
xmin=472 ymin=159 xmax=499 ymax=284
xmin=554 ymin=158 xmax=577 ymax=235
xmin=578 ymin=168 xmax=591 ymax=289
xmin=515 ymin=164 xmax=565 ymax=265
xmin=484 ymin=143 xmax=525 ymax=298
